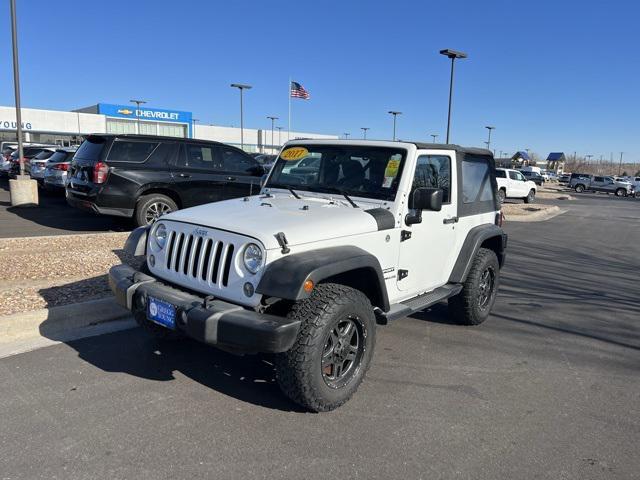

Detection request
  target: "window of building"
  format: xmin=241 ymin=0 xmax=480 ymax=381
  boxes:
xmin=158 ymin=123 xmax=186 ymax=138
xmin=106 ymin=119 xmax=137 ymax=135
xmin=413 ymin=155 xmax=451 ymax=203
xmin=139 ymin=122 xmax=157 ymax=135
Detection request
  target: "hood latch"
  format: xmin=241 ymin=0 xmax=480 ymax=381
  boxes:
xmin=274 ymin=232 xmax=290 ymax=254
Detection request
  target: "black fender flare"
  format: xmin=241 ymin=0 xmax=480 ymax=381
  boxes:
xmin=256 ymin=246 xmax=390 ymax=311
xmin=448 ymin=224 xmax=507 ymax=283
xmin=124 ymin=226 xmax=149 ymax=256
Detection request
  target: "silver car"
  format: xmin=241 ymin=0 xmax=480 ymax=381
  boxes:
xmin=28 ymin=147 xmax=58 ymax=183
xmin=43 ymin=147 xmax=77 ymax=190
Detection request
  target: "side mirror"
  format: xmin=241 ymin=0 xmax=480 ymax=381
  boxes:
xmin=406 ymin=187 xmax=443 ymax=225
xmin=410 ymin=187 xmax=443 ymax=211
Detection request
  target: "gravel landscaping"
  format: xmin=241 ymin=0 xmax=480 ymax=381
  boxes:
xmin=0 ymin=232 xmax=141 ymax=316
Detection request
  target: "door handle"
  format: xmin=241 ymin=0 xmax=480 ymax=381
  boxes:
xmin=443 ymin=216 xmax=459 ymax=224
xmin=226 ymin=176 xmax=236 ymax=181
xmin=177 ymin=173 xmax=191 ymax=178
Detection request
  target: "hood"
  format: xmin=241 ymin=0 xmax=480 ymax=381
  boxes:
xmin=163 ymin=193 xmax=393 ymax=250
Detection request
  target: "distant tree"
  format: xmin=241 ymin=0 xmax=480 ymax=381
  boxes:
xmin=622 ymin=171 xmax=628 ymax=176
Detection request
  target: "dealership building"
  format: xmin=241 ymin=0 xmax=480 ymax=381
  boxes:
xmin=0 ymin=103 xmax=336 ymax=151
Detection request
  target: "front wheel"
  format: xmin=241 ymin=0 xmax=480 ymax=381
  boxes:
xmin=524 ymin=189 xmax=536 ymax=204
xmin=574 ymin=184 xmax=585 ymax=193
xmin=449 ymin=248 xmax=500 ymax=325
xmin=615 ymin=188 xmax=627 ymax=197
xmin=275 ymin=283 xmax=376 ymax=412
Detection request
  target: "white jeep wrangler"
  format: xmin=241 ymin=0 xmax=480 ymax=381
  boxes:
xmin=110 ymin=140 xmax=507 ymax=412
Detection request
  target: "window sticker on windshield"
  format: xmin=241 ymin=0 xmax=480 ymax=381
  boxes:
xmin=280 ymin=147 xmax=309 ymax=161
xmin=382 ymin=158 xmax=400 ymax=188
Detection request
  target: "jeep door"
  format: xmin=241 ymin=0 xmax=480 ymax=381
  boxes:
xmin=397 ymin=153 xmax=458 ymax=293
xmin=171 ymin=143 xmax=227 ymax=207
xmin=216 ymin=146 xmax=263 ymax=198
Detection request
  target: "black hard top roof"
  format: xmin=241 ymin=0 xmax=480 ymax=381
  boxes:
xmin=411 ymin=142 xmax=494 ymax=157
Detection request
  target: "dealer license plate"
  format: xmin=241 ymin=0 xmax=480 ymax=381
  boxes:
xmin=147 ymin=296 xmax=176 ymax=329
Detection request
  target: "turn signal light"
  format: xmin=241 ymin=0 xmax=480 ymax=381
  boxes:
xmin=303 ymin=280 xmax=314 ymax=293
xmin=495 ymin=211 xmax=504 ymax=227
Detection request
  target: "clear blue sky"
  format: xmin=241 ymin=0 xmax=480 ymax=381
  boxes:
xmin=1 ymin=0 xmax=638 ymax=161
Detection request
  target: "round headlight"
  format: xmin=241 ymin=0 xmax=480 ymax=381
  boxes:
xmin=243 ymin=243 xmax=263 ymax=274
xmin=152 ymin=223 xmax=167 ymax=250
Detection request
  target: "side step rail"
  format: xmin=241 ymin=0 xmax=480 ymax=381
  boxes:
xmin=376 ymin=284 xmax=463 ymax=324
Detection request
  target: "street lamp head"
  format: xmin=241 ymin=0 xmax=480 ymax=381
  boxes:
xmin=230 ymin=83 xmax=252 ymax=90
xmin=130 ymin=99 xmax=146 ymax=105
xmin=388 ymin=111 xmax=402 ymax=115
xmin=267 ymin=116 xmax=279 ymax=121
xmin=440 ymin=49 xmax=468 ymax=59
xmin=485 ymin=126 xmax=495 ymax=130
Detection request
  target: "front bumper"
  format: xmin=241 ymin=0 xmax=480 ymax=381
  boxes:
xmin=108 ymin=264 xmax=300 ymax=353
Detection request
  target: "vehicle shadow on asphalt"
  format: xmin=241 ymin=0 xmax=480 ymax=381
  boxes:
xmin=68 ymin=328 xmax=305 ymax=412
xmin=0 ymin=178 xmax=130 ymax=235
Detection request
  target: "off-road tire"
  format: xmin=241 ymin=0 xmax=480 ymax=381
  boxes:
xmin=615 ymin=188 xmax=627 ymax=197
xmin=524 ymin=189 xmax=536 ymax=204
xmin=448 ymin=248 xmax=500 ymax=326
xmin=574 ymin=184 xmax=585 ymax=193
xmin=275 ymin=283 xmax=376 ymax=412
xmin=497 ymin=188 xmax=506 ymax=204
xmin=135 ymin=194 xmax=178 ymax=227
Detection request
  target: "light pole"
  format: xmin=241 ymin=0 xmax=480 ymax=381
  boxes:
xmin=130 ymin=99 xmax=146 ymax=134
xmin=430 ymin=134 xmax=438 ymax=143
xmin=276 ymin=126 xmax=283 ymax=147
xmin=9 ymin=0 xmax=24 ymax=177
xmin=267 ymin=116 xmax=278 ymax=153
xmin=191 ymin=118 xmax=199 ymax=138
xmin=485 ymin=126 xmax=495 ymax=150
xmin=388 ymin=111 xmax=401 ymax=140
xmin=230 ymin=83 xmax=252 ymax=150
xmin=361 ymin=127 xmax=369 ymax=139
xmin=440 ymin=49 xmax=467 ymax=143
xmin=344 ymin=133 xmax=350 ymax=139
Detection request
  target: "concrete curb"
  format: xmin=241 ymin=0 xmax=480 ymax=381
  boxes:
xmin=505 ymin=206 xmax=565 ymax=223
xmin=0 ymin=296 xmax=130 ymax=341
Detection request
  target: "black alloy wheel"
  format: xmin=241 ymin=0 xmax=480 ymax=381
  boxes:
xmin=321 ymin=317 xmax=364 ymax=389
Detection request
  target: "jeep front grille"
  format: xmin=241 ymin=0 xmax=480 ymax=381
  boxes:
xmin=164 ymin=231 xmax=235 ymax=287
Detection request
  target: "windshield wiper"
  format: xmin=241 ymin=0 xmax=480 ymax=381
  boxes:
xmin=320 ymin=187 xmax=359 ymax=208
xmin=288 ymin=187 xmax=301 ymax=199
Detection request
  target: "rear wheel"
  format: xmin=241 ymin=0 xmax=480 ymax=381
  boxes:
xmin=275 ymin=283 xmax=376 ymax=412
xmin=449 ymin=248 xmax=500 ymax=326
xmin=135 ymin=194 xmax=178 ymax=227
xmin=524 ymin=189 xmax=536 ymax=204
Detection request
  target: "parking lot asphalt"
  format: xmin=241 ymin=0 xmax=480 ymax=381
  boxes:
xmin=1 ymin=194 xmax=639 ymax=479
xmin=0 ymin=178 xmax=128 ymax=238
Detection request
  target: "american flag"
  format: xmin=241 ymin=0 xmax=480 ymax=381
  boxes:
xmin=290 ymin=81 xmax=310 ymax=99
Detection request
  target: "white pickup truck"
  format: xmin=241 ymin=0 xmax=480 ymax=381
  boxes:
xmin=495 ymin=168 xmax=537 ymax=203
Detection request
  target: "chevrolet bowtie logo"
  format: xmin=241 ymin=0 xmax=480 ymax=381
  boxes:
xmin=117 ymin=108 xmax=133 ymax=115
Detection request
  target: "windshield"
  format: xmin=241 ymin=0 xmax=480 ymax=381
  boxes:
xmin=266 ymin=145 xmax=407 ymax=201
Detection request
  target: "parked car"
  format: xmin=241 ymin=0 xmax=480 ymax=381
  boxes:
xmin=520 ymin=170 xmax=545 ymax=186
xmin=66 ymin=134 xmax=266 ymax=227
xmin=28 ymin=148 xmax=59 ymax=184
xmin=495 ymin=168 xmax=537 ymax=203
xmin=558 ymin=173 xmax=571 ymax=184
xmin=570 ymin=175 xmax=632 ymax=196
xmin=8 ymin=145 xmax=58 ymax=178
xmin=253 ymin=154 xmax=278 ymax=172
xmin=109 ymin=139 xmax=507 ymax=411
xmin=1 ymin=147 xmax=16 ymax=176
xmin=43 ymin=147 xmax=78 ymax=191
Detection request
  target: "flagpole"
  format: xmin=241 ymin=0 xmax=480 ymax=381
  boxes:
xmin=288 ymin=77 xmax=291 ymax=141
